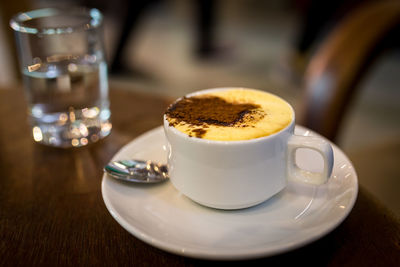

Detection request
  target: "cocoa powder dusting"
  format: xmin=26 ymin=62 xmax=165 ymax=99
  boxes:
xmin=165 ymin=95 xmax=262 ymax=138
xmin=191 ymin=128 xmax=207 ymax=138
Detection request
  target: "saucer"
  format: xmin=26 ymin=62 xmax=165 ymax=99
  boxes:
xmin=101 ymin=126 xmax=358 ymax=260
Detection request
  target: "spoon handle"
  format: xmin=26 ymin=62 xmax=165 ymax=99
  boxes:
xmin=104 ymin=159 xmax=168 ymax=183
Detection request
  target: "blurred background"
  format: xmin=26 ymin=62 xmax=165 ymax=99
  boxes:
xmin=1 ymin=0 xmax=399 ymax=217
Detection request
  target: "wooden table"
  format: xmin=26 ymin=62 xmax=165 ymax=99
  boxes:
xmin=0 ymin=87 xmax=399 ymax=266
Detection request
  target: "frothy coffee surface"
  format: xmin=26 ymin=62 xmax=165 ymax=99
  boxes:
xmin=165 ymin=89 xmax=293 ymax=141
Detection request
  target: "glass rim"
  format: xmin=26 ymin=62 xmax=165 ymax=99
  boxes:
xmin=10 ymin=7 xmax=103 ymax=35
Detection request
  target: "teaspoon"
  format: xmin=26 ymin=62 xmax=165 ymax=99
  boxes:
xmin=104 ymin=159 xmax=168 ymax=183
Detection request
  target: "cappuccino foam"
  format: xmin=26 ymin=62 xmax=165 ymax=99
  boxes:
xmin=165 ymin=89 xmax=293 ymax=141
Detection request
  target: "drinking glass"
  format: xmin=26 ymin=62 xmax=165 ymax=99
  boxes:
xmin=10 ymin=7 xmax=111 ymax=147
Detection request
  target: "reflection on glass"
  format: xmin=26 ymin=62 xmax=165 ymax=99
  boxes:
xmin=33 ymin=126 xmax=43 ymax=142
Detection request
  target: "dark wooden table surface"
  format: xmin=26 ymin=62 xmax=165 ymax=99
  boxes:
xmin=0 ymin=86 xmax=399 ymax=266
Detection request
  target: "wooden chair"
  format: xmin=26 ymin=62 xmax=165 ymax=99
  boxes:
xmin=299 ymin=0 xmax=400 ymax=142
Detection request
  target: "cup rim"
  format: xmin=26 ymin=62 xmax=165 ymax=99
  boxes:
xmin=163 ymin=87 xmax=295 ymax=145
xmin=10 ymin=7 xmax=103 ymax=35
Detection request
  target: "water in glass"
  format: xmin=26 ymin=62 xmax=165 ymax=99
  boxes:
xmin=23 ymin=55 xmax=111 ymax=147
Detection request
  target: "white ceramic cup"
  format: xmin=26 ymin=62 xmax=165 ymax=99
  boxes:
xmin=163 ymin=88 xmax=334 ymax=209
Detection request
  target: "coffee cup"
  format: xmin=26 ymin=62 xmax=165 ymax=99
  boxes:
xmin=163 ymin=88 xmax=333 ymax=209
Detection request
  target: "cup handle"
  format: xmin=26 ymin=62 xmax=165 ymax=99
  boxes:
xmin=287 ymin=135 xmax=334 ymax=185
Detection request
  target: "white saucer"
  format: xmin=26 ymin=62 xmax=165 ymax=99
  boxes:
xmin=101 ymin=126 xmax=358 ymax=260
